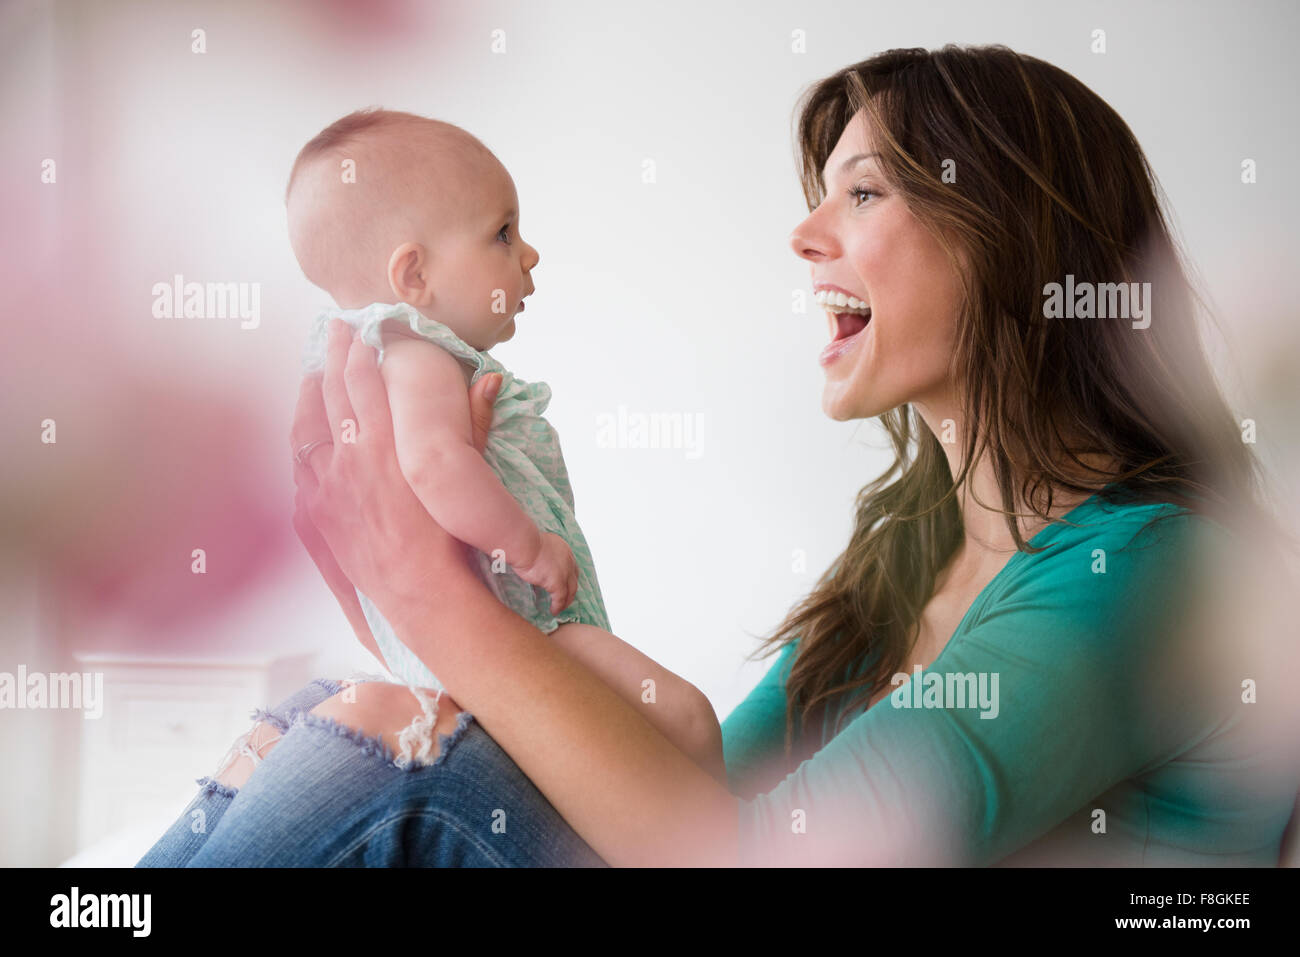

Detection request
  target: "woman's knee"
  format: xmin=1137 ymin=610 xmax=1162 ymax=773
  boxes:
xmin=211 ymin=677 xmax=370 ymax=789
xmin=212 ymin=719 xmax=284 ymax=789
xmin=309 ymin=680 xmax=470 ymax=769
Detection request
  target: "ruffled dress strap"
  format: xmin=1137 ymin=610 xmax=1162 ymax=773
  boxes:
xmin=302 ymin=301 xmax=506 ymax=386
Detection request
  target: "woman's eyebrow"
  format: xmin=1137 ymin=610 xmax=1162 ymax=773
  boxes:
xmin=822 ymin=152 xmax=881 ymax=185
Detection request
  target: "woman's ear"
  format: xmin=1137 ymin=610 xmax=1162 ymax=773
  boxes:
xmin=387 ymin=242 xmax=433 ymax=306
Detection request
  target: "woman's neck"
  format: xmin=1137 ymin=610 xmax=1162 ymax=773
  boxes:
xmin=912 ymin=397 xmax=1119 ymax=560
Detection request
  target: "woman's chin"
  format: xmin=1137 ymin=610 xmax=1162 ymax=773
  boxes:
xmin=822 ymin=382 xmax=893 ymax=422
xmin=821 ymin=382 xmax=863 ymax=421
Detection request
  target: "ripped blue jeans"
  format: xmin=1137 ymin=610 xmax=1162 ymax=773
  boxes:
xmin=135 ymin=677 xmax=608 ymax=867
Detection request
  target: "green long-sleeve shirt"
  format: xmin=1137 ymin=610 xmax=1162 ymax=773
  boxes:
xmin=722 ymin=488 xmax=1299 ymax=865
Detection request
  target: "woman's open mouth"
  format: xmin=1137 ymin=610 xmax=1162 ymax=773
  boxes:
xmin=833 ymin=310 xmax=869 ymax=340
xmin=819 ymin=307 xmax=871 ymax=366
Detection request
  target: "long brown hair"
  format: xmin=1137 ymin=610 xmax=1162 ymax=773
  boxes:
xmin=757 ymin=44 xmax=1283 ymax=753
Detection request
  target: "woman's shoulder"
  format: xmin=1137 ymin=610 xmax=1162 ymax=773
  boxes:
xmin=977 ymin=486 xmax=1234 ymax=649
xmin=1025 ymin=484 xmax=1224 ymax=567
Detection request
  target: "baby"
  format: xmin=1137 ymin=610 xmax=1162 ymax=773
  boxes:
xmin=286 ymin=109 xmax=723 ymax=779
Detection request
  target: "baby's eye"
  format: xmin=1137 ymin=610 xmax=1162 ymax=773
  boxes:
xmin=497 ymin=223 xmax=512 ymax=244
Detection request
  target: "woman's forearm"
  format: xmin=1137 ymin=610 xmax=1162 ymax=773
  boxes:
xmin=384 ymin=568 xmax=741 ymax=867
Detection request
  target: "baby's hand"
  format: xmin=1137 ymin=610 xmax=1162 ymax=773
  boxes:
xmin=514 ymin=532 xmax=579 ymax=616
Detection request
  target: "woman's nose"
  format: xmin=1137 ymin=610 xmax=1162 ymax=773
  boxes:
xmin=789 ymin=213 xmax=831 ymax=262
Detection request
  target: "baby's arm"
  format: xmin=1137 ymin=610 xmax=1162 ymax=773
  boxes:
xmin=552 ymin=624 xmax=727 ymax=786
xmin=376 ymin=338 xmax=728 ymax=783
xmin=377 ymin=336 xmax=555 ymax=591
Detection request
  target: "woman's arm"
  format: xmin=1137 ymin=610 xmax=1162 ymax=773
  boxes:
xmin=719 ymin=641 xmax=801 ymax=799
xmin=295 ymin=321 xmax=740 ymax=866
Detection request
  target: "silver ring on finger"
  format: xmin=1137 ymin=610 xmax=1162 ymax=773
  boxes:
xmin=294 ymin=438 xmax=333 ymax=467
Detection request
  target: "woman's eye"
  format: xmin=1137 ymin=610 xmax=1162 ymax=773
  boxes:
xmin=846 ymin=184 xmax=877 ymax=207
xmin=497 ymin=223 xmax=512 ymax=244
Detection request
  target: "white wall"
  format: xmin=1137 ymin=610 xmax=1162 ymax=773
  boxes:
xmin=2 ymin=0 xmax=1297 ymax=864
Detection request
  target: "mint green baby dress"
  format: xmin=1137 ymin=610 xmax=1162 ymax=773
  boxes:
xmin=303 ymin=302 xmax=611 ymax=692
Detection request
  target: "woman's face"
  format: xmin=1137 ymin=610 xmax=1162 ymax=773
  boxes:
xmin=789 ymin=110 xmax=966 ymax=422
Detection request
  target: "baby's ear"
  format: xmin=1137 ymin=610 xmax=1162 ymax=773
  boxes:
xmin=387 ymin=242 xmax=432 ymax=304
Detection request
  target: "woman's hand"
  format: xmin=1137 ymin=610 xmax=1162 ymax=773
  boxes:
xmin=290 ymin=319 xmax=503 ymax=637
xmin=290 ymin=371 xmax=381 ymax=658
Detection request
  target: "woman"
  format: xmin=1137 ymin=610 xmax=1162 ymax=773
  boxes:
xmin=138 ymin=44 xmax=1298 ymax=867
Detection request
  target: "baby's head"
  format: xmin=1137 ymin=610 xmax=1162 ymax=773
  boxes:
xmin=286 ymin=108 xmax=538 ymax=350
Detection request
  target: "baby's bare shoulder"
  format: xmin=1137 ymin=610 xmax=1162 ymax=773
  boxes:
xmin=379 ymin=328 xmax=474 ymax=388
xmin=377 ymin=316 xmax=429 ymax=343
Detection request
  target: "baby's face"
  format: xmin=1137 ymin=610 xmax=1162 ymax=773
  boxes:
xmin=418 ymin=157 xmax=539 ymax=351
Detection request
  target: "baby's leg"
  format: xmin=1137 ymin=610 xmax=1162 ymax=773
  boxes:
xmin=550 ymin=624 xmax=725 ymax=783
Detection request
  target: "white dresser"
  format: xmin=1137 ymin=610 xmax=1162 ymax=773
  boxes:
xmin=70 ymin=652 xmax=313 ymax=856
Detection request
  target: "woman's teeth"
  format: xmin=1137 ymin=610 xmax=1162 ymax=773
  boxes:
xmin=814 ymin=289 xmax=871 ymax=312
